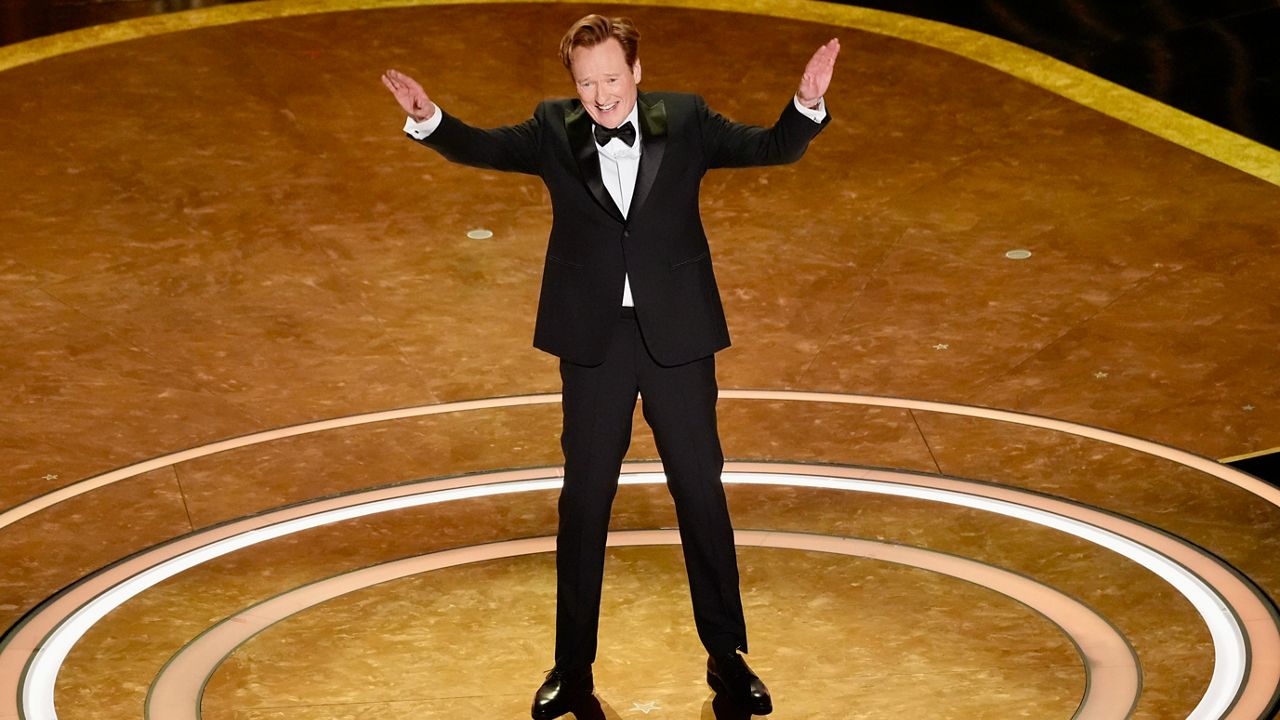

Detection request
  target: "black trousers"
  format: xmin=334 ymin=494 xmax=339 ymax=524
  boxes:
xmin=554 ymin=309 xmax=747 ymax=669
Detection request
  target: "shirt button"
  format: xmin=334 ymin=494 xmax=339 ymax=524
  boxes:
xmin=623 ymin=230 xmax=630 ymax=237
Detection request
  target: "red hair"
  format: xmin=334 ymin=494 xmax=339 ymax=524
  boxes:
xmin=559 ymin=14 xmax=640 ymax=70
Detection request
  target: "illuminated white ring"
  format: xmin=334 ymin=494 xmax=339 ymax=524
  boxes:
xmin=3 ymin=391 xmax=1277 ymax=534
xmin=6 ymin=464 xmax=1277 ymax=719
xmin=147 ymin=529 xmax=1138 ymax=720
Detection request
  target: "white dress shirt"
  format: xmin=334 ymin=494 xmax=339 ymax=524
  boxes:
xmin=404 ymin=96 xmax=828 ymax=308
xmin=594 ymin=104 xmax=642 ymax=306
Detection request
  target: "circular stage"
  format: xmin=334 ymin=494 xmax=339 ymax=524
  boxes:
xmin=1 ymin=1 xmax=1278 ymax=718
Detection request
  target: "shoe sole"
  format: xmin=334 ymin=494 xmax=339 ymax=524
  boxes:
xmin=706 ymin=671 xmax=773 ymax=715
xmin=531 ymin=701 xmax=583 ymax=720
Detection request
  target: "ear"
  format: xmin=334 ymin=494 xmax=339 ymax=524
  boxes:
xmin=633 ymin=57 xmax=642 ymax=84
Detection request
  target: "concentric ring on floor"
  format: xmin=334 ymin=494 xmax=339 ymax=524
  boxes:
xmin=148 ymin=529 xmax=1138 ymax=720
xmin=6 ymin=464 xmax=1278 ymax=719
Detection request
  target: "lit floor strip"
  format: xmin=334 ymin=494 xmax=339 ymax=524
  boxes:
xmin=146 ymin=530 xmax=1138 ymax=720
xmin=3 ymin=391 xmax=1276 ymax=533
xmin=5 ymin=465 xmax=1275 ymax=719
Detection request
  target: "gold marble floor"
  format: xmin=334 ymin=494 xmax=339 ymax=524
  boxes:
xmin=1 ymin=1 xmax=1279 ymax=719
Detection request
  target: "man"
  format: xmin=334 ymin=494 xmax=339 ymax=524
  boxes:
xmin=382 ymin=14 xmax=837 ymax=718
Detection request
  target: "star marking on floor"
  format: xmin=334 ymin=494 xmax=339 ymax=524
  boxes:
xmin=1243 ymin=404 xmax=1256 ymax=412
xmin=933 ymin=343 xmax=949 ymax=350
xmin=1094 ymin=371 xmax=1109 ymax=379
xmin=42 ymin=474 xmax=59 ymax=481
xmin=632 ymin=700 xmax=661 ymax=714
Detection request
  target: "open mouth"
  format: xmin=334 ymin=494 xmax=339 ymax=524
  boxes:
xmin=595 ymin=102 xmax=618 ymax=112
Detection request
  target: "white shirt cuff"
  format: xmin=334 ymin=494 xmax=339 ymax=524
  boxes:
xmin=793 ymin=95 xmax=827 ymax=123
xmin=404 ymin=109 xmax=443 ymax=139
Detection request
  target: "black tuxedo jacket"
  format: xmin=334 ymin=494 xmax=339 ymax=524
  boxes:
xmin=414 ymin=91 xmax=830 ymax=366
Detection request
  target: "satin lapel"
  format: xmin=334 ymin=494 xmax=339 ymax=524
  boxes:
xmin=564 ymin=102 xmax=625 ymax=222
xmin=631 ymin=95 xmax=668 ymax=219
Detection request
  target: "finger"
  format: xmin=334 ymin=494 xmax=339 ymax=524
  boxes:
xmin=807 ymin=53 xmax=834 ymax=77
xmin=817 ymin=38 xmax=840 ymax=63
xmin=807 ymin=46 xmax=833 ymax=69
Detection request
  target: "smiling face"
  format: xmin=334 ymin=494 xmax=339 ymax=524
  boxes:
xmin=570 ymin=38 xmax=641 ymax=129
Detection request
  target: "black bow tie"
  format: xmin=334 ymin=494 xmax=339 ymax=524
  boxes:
xmin=594 ymin=121 xmax=636 ymax=147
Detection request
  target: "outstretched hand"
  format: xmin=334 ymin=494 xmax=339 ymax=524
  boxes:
xmin=797 ymin=38 xmax=840 ymax=108
xmin=381 ymin=68 xmax=436 ymax=122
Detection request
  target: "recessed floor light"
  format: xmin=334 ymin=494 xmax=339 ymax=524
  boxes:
xmin=1005 ymin=249 xmax=1032 ymax=260
xmin=466 ymin=228 xmax=494 ymax=240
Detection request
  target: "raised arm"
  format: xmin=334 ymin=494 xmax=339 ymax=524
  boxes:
xmin=381 ymin=68 xmax=540 ymax=175
xmin=702 ymin=39 xmax=840 ymax=168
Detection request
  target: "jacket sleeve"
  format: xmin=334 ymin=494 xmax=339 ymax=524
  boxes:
xmin=697 ymin=95 xmax=830 ymax=169
xmin=409 ymin=106 xmax=542 ymax=176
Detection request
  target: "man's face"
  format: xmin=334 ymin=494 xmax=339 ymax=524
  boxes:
xmin=570 ymin=38 xmax=641 ymax=129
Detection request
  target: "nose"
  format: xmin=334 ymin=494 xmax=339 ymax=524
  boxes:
xmin=594 ymin=85 xmax=607 ymax=105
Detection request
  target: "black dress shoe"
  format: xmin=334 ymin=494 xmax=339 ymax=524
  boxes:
xmin=531 ymin=665 xmax=594 ymax=720
xmin=707 ymin=652 xmax=772 ymax=715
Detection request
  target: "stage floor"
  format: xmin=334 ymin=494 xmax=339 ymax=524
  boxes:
xmin=1 ymin=1 xmax=1279 ymax=718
